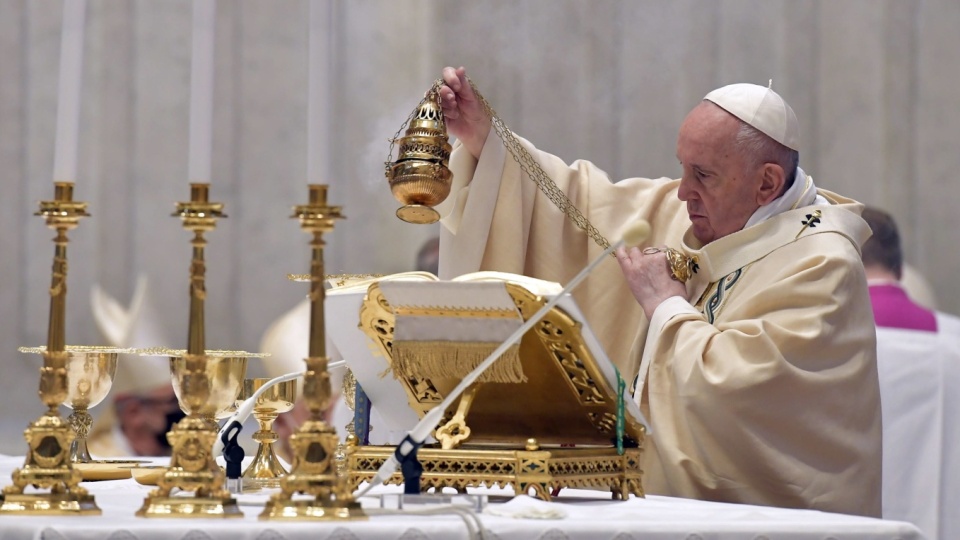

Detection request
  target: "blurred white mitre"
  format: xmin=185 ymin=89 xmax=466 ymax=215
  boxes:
xmin=261 ymin=290 xmax=394 ymax=444
xmin=90 ymin=275 xmax=171 ymax=397
xmin=259 ymin=298 xmax=346 ymax=394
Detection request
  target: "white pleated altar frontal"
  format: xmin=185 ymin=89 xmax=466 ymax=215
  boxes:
xmin=0 ymin=455 xmax=922 ymax=540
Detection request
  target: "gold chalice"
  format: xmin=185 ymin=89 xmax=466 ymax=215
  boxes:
xmin=17 ymin=345 xmax=130 ymax=463
xmin=240 ymin=377 xmax=297 ymax=489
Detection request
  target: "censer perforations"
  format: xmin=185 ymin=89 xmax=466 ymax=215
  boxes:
xmin=385 ymin=80 xmax=454 ymax=224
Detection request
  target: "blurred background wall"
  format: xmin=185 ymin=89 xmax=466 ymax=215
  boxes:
xmin=0 ymin=0 xmax=957 ymax=453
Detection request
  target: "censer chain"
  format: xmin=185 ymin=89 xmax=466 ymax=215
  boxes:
xmin=467 ymin=78 xmax=612 ymax=252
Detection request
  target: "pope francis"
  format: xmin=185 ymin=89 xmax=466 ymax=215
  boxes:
xmin=435 ymin=67 xmax=881 ymax=517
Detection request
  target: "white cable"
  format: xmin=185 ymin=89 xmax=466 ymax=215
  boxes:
xmin=367 ymin=506 xmax=487 ymax=540
xmin=353 ymin=220 xmax=651 ymax=499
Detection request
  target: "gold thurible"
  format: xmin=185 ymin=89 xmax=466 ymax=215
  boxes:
xmin=137 ymin=183 xmax=245 ymax=518
xmin=0 ymin=182 xmax=101 ymax=515
xmin=385 ymin=82 xmax=453 ymax=224
xmin=260 ymin=184 xmax=366 ymax=520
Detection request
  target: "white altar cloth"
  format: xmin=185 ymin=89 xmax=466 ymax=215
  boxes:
xmin=0 ymin=456 xmax=923 ymax=540
xmin=876 ymin=319 xmax=960 ymax=540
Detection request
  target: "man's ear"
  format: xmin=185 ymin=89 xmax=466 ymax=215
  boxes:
xmin=756 ymin=163 xmax=786 ymax=206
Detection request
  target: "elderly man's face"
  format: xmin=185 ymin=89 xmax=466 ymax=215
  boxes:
xmin=676 ymin=102 xmax=765 ymax=245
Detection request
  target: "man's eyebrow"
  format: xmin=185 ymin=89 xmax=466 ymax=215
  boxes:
xmin=686 ymin=162 xmax=714 ymax=175
xmin=677 ymin=156 xmax=714 ymax=175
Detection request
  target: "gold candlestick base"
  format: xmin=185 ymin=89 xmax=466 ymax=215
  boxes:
xmin=136 ymin=415 xmax=242 ymax=518
xmin=259 ymin=416 xmax=365 ymax=520
xmin=0 ymin=410 xmax=99 ymax=515
xmin=137 ymin=184 xmax=246 ymax=518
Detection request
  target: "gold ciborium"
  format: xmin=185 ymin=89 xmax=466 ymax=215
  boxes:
xmin=385 ymin=81 xmax=453 ymax=225
xmin=17 ymin=346 xmax=129 ymax=463
xmin=240 ymin=377 xmax=297 ymax=489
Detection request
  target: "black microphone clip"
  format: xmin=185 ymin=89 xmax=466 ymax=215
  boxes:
xmin=395 ymin=433 xmax=425 ymax=495
xmin=221 ymin=420 xmax=245 ymax=494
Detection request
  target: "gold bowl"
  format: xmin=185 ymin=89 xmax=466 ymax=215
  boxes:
xmin=63 ymin=348 xmax=119 ymax=411
xmin=169 ymin=354 xmax=247 ymax=417
xmin=242 ymin=377 xmax=297 ymax=415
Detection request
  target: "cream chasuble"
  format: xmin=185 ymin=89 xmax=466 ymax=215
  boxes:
xmin=438 ymin=132 xmax=881 ymax=517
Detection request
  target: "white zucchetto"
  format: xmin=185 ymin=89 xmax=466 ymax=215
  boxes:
xmin=704 ymin=83 xmax=800 ymax=152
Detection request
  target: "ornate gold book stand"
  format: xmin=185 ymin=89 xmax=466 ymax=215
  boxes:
xmin=347 ymin=279 xmax=646 ymax=501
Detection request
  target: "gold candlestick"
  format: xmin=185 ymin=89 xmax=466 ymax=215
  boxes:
xmin=137 ymin=183 xmax=245 ymax=518
xmin=0 ymin=182 xmax=100 ymax=515
xmin=260 ymin=185 xmax=365 ymax=520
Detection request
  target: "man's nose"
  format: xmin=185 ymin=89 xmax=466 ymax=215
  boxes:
xmin=678 ymin=175 xmax=693 ymax=201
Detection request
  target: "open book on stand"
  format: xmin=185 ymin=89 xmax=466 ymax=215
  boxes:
xmin=326 ymin=271 xmax=647 ymax=500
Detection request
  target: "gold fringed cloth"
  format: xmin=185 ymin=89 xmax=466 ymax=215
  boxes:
xmin=377 ymin=280 xmax=527 ymax=384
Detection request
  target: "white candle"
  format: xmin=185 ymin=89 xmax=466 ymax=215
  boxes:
xmin=307 ymin=0 xmax=332 ymax=184
xmin=52 ymin=0 xmax=87 ymax=182
xmin=188 ymin=0 xmax=216 ymax=183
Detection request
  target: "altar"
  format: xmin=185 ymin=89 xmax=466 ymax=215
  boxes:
xmin=0 ymin=2 xmax=923 ymax=537
xmin=0 ymin=456 xmax=923 ymax=540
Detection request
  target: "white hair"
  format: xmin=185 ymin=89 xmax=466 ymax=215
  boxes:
xmin=735 ymin=122 xmax=799 ymax=191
